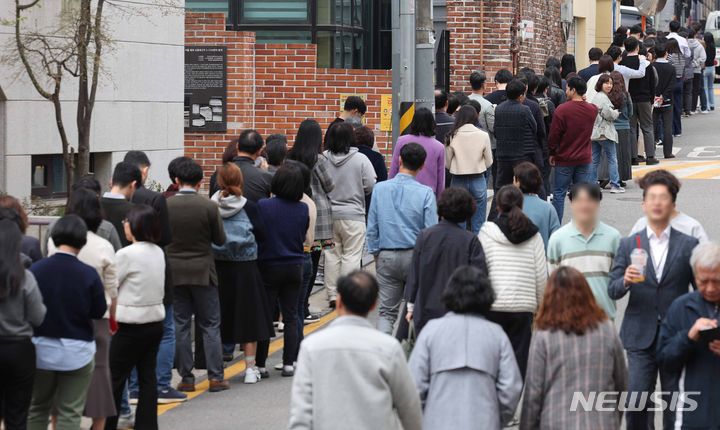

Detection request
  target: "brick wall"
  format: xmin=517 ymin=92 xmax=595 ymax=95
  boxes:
xmin=447 ymin=0 xmax=565 ymax=92
xmin=184 ymin=13 xmax=392 ymax=181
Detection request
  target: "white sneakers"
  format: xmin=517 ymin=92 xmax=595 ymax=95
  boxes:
xmin=610 ymin=186 xmax=626 ymax=194
xmin=244 ymin=367 xmax=262 ymax=384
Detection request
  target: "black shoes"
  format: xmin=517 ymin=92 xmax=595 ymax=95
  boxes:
xmin=645 ymin=157 xmax=660 ymax=165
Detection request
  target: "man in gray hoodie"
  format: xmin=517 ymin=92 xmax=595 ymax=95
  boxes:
xmin=322 ymin=122 xmax=376 ymax=307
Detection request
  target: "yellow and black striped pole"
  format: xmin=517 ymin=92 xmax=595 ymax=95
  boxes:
xmin=398 ymin=102 xmax=415 ymax=136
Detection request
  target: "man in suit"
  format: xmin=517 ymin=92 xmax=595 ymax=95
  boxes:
xmin=609 ymin=169 xmax=698 ymax=430
xmin=166 ymin=157 xmax=228 ymax=393
xmin=123 ymin=151 xmax=186 ymax=404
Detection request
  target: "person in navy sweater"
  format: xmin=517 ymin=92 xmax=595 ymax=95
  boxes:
xmin=28 ymin=215 xmax=107 ymax=430
xmin=256 ymin=162 xmax=310 ymax=377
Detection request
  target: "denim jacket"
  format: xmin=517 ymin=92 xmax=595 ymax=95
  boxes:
xmin=211 ymin=193 xmax=258 ymax=262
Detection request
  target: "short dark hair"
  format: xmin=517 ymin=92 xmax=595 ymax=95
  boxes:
xmin=337 ymin=270 xmax=378 ymax=316
xmin=630 ymin=24 xmax=643 ymax=35
xmin=442 ymin=266 xmax=495 ymax=316
xmin=525 ymin=72 xmax=539 ymax=94
xmin=167 ymin=156 xmax=191 ymax=184
xmin=435 ymin=89 xmax=448 ymax=110
xmin=343 ymin=96 xmax=367 ymax=115
xmin=545 ymin=56 xmax=561 ymax=69
xmin=452 ymin=91 xmax=469 ymax=108
xmin=598 ymin=55 xmax=615 ymax=73
xmin=678 ymin=28 xmax=689 ymax=39
xmin=612 ymin=32 xmax=627 ymax=48
xmin=124 ymin=150 xmax=151 ymax=168
xmin=354 ymin=126 xmax=375 ymax=148
xmin=465 ymin=99 xmax=482 ymax=114
xmin=566 ymin=76 xmax=588 ymax=95
xmin=125 ymin=204 xmax=160 ymax=243
xmin=624 ymin=36 xmax=640 ymax=52
xmin=437 ymin=187 xmax=476 ymax=223
xmin=326 ymin=122 xmax=355 ymax=154
xmin=505 ymin=79 xmax=527 ymax=100
xmin=494 ymin=69 xmax=513 ymax=84
xmin=409 ymin=107 xmax=436 ymax=137
xmin=447 ymin=94 xmax=460 ymax=115
xmin=237 ymin=129 xmax=264 ymax=155
xmin=469 ymin=71 xmax=487 ymax=90
xmin=65 ymin=188 xmax=103 ymax=233
xmin=174 ymin=157 xmax=204 ymax=186
xmin=513 ymin=162 xmax=543 ymax=194
xmin=111 ymin=162 xmax=142 ymax=188
xmin=638 ymin=169 xmax=680 ymax=203
xmin=285 ymin=160 xmax=312 ymax=191
xmin=265 ymin=134 xmax=288 ymax=167
xmin=271 ymin=162 xmax=305 ymax=201
xmin=654 ymin=43 xmax=667 ymax=58
xmin=536 ymin=76 xmax=552 ymax=94
xmin=569 ymin=182 xmax=603 ymax=202
xmin=606 ymin=46 xmax=622 ymax=61
xmin=669 ymin=20 xmax=680 ymax=33
xmin=588 ymin=47 xmax=604 ymax=61
xmin=399 ymin=142 xmax=427 ymax=171
xmin=51 ymin=214 xmax=88 ymax=249
xmin=687 ymin=29 xmax=696 ymax=39
xmin=72 ymin=175 xmax=102 ymax=195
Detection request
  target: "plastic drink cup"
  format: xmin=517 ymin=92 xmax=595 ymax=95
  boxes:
xmin=630 ymin=248 xmax=648 ymax=283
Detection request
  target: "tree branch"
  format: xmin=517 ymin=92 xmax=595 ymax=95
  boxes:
xmin=14 ymin=0 xmax=52 ymax=100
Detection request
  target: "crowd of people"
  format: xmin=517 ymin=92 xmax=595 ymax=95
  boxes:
xmin=0 ymin=20 xmax=718 ymax=430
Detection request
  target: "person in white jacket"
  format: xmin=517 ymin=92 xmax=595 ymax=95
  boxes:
xmin=479 ymin=185 xmax=547 ymax=379
xmin=107 ymin=205 xmax=165 ymax=430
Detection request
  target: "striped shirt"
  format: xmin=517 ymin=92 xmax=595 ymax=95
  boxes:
xmin=547 ymin=221 xmax=621 ymax=318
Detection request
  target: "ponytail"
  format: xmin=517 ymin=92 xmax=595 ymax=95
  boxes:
xmin=496 ymin=185 xmax=532 ymax=241
xmin=217 ymin=162 xmax=244 ymax=198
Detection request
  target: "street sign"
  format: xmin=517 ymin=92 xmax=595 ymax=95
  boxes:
xmin=380 ymin=95 xmax=392 ymax=131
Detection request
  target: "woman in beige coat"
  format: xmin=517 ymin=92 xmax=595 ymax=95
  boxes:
xmin=445 ymin=105 xmax=493 ymax=234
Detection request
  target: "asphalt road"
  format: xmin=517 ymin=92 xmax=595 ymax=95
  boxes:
xmin=158 ymin=110 xmax=720 ymax=430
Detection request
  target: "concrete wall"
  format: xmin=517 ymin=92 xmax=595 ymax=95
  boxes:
xmin=0 ymin=0 xmax=185 ymax=199
xmin=570 ymin=0 xmax=618 ymax=69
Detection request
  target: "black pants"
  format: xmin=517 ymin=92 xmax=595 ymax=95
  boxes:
xmin=692 ymin=72 xmax=704 ymax=112
xmin=683 ymin=78 xmax=693 ymax=114
xmin=303 ymin=250 xmax=322 ymax=317
xmin=106 ymin=321 xmax=163 ymax=430
xmin=486 ymin=311 xmax=533 ymax=380
xmin=0 ymin=338 xmax=35 ymax=430
xmin=490 ymin=155 xmax=536 ymax=220
xmin=257 ymin=264 xmax=303 ymax=367
xmin=653 ymin=106 xmax=674 ymax=158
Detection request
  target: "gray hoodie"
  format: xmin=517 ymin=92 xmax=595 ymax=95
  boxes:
xmin=688 ymin=38 xmax=707 ymax=74
xmin=323 ymin=148 xmax=376 ymax=222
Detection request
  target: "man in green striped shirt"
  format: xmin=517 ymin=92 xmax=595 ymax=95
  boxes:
xmin=547 ymin=183 xmax=621 ymax=318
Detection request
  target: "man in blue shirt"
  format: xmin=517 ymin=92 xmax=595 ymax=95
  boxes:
xmin=367 ymin=143 xmax=438 ymax=334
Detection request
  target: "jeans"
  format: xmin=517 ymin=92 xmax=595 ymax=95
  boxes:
xmin=324 ymin=219 xmax=366 ymax=301
xmin=258 ymin=264 xmax=302 ymax=366
xmin=174 ymin=285 xmax=224 ymax=382
xmin=552 ymin=164 xmax=591 ymax=221
xmin=451 ymin=174 xmax=488 ymax=234
xmin=625 ymin=334 xmax=679 ymax=430
xmin=106 ymin=321 xmax=163 ymax=430
xmin=375 ymin=249 xmax=414 ymax=334
xmin=673 ymin=78 xmax=683 ymax=135
xmin=0 ymin=339 xmax=35 ymax=430
xmin=704 ymin=66 xmax=716 ymax=110
xmin=591 ymin=139 xmax=620 ymax=188
xmin=653 ymin=107 xmax=674 ymax=158
xmin=28 ymin=361 xmax=94 ymax=430
xmin=129 ymin=303 xmax=176 ymax=393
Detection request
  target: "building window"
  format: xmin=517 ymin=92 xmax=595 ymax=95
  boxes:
xmin=186 ymin=0 xmax=389 ymax=70
xmin=30 ymin=154 xmax=95 ymax=198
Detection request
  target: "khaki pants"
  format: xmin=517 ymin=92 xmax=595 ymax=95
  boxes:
xmin=324 ymin=219 xmax=366 ymax=301
xmin=27 ymin=360 xmax=94 ymax=430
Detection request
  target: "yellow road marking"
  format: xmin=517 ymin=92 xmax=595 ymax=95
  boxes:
xmin=683 ymin=167 xmax=720 ymax=179
xmin=632 ymin=160 xmax=720 ymax=178
xmin=157 ymin=311 xmax=338 ymax=416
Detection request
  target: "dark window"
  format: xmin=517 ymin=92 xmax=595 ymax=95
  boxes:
xmin=185 ymin=0 xmax=389 ymax=69
xmin=31 ymin=154 xmax=95 ymax=198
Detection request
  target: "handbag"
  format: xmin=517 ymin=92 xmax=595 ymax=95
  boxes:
xmin=401 ymin=321 xmax=416 ymax=359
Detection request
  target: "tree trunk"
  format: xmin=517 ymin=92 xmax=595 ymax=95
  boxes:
xmin=52 ymin=91 xmax=74 ymax=193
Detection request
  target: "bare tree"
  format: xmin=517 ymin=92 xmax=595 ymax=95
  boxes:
xmin=8 ymin=0 xmax=108 ymax=191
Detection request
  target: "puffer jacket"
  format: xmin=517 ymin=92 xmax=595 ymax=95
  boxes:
xmin=478 ymin=216 xmax=547 ymax=313
xmin=591 ymin=92 xmax=620 ymax=143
